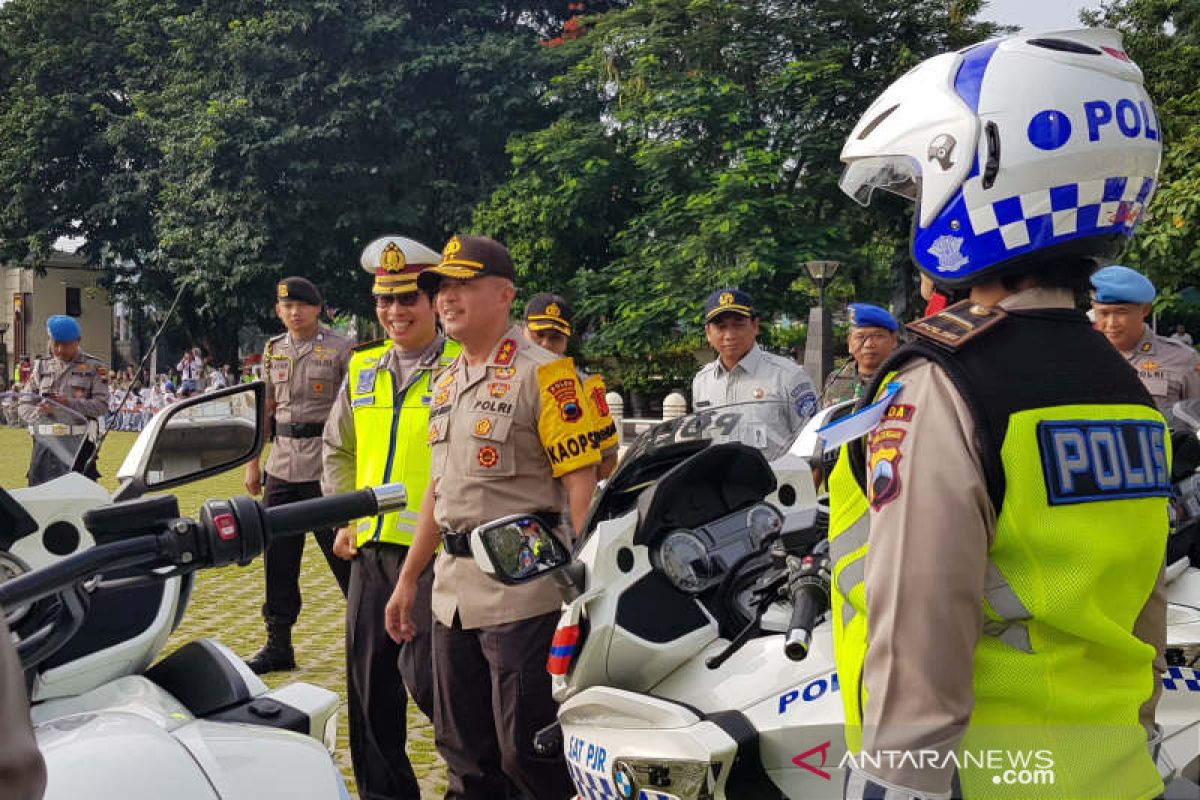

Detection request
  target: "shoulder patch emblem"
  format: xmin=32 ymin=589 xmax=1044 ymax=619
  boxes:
xmin=548 ymin=377 xmax=584 ymax=422
xmin=906 ymin=300 xmax=1007 ymax=351
xmin=868 ymin=437 xmax=903 ymax=511
xmin=883 ymin=404 xmax=915 ymax=422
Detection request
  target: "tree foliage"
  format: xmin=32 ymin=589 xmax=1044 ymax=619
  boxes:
xmin=0 ymin=0 xmax=624 ymax=361
xmin=476 ymin=0 xmax=999 ymax=386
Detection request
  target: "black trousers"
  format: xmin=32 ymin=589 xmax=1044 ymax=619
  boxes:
xmin=261 ymin=474 xmax=351 ymax=625
xmin=346 ymin=545 xmax=434 ymax=800
xmin=432 ymin=611 xmax=573 ymax=800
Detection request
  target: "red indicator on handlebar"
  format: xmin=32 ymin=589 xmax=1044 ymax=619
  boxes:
xmin=214 ymin=513 xmax=239 ymax=541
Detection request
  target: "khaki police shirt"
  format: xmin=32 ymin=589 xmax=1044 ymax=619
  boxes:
xmin=1125 ymin=325 xmax=1200 ymax=424
xmin=22 ymin=350 xmax=110 ymax=421
xmin=428 ymin=326 xmax=600 ymax=629
xmin=692 ymin=344 xmax=817 ymax=436
xmin=854 ymin=287 xmax=1165 ymax=794
xmin=321 ymin=336 xmax=447 ymax=497
xmin=262 ymin=325 xmax=352 ymax=483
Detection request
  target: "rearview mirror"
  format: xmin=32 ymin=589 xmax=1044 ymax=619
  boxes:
xmin=114 ymin=383 xmax=266 ymax=501
xmin=470 ymin=514 xmax=571 ymax=585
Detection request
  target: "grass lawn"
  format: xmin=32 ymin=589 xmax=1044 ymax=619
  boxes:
xmin=3 ymin=427 xmax=447 ymax=798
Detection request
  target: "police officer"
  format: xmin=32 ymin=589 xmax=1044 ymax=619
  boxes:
xmin=21 ymin=315 xmax=109 ymax=485
xmin=821 ymin=303 xmax=900 ymax=407
xmin=1091 ymin=264 xmax=1200 ymax=424
xmin=385 ymin=235 xmax=597 ymax=800
xmin=322 ymin=236 xmax=457 ymax=800
xmin=693 ymin=287 xmax=817 ymax=435
xmin=242 ymin=276 xmax=353 ymax=674
xmin=830 ymin=30 xmax=1168 ymax=798
xmin=523 ymin=292 xmax=619 ymax=478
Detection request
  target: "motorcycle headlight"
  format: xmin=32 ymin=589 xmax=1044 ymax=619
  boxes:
xmin=612 ymin=757 xmax=714 ymax=800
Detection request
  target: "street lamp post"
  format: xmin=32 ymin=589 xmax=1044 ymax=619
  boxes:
xmin=802 ymin=260 xmax=841 ymax=391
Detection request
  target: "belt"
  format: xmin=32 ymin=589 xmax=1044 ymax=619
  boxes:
xmin=441 ymin=512 xmax=563 ymax=558
xmin=33 ymin=424 xmax=89 ymax=436
xmin=277 ymin=422 xmax=325 ymax=438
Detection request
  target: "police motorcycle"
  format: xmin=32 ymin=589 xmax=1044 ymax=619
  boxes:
xmin=466 ymin=400 xmax=1200 ymax=799
xmin=0 ymin=384 xmax=407 ymax=799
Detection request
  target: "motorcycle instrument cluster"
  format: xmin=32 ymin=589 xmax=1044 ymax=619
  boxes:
xmin=652 ymin=502 xmax=783 ymax=595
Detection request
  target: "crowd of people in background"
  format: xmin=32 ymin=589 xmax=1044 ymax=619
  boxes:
xmin=104 ymin=354 xmax=258 ymax=431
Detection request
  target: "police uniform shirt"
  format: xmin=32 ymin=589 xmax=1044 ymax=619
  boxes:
xmin=321 ymin=335 xmax=447 ymax=497
xmin=428 ymin=326 xmax=601 ymax=629
xmin=852 ymin=287 xmax=1164 ymax=792
xmin=1125 ymin=324 xmax=1200 ymax=420
xmin=691 ymin=344 xmax=817 ymax=433
xmin=262 ymin=325 xmax=353 ymax=483
xmin=23 ymin=351 xmax=110 ymax=421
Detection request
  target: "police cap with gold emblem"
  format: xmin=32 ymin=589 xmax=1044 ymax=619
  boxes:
xmin=704 ymin=288 xmax=756 ymax=322
xmin=276 ymin=276 xmax=323 ymax=306
xmin=359 ymin=235 xmax=440 ymax=295
xmin=417 ymin=234 xmax=517 ymax=292
xmin=524 ymin=293 xmax=573 ymax=336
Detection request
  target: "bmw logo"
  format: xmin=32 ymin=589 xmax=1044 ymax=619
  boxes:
xmin=613 ymin=760 xmax=638 ymax=799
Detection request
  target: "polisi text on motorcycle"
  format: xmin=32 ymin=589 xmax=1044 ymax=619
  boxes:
xmin=778 ymin=672 xmax=840 ymax=714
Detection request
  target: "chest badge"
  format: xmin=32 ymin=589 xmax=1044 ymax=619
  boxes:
xmin=752 ymin=386 xmax=765 ymax=400
xmin=356 ymin=368 xmax=377 ymax=395
xmin=272 ymin=362 xmax=291 ymax=384
xmin=489 ymin=382 xmax=511 ymax=399
xmin=474 ymin=418 xmax=494 ymax=437
xmin=478 ymin=446 xmax=500 ymax=469
xmin=437 ymin=371 xmax=456 ymax=389
xmin=493 ymin=366 xmax=517 ymax=380
xmin=434 ymin=388 xmax=451 ymax=406
xmin=1142 ymin=360 xmax=1159 ymax=371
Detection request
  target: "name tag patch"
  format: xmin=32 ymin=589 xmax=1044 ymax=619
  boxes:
xmin=1038 ymin=419 xmax=1170 ymax=505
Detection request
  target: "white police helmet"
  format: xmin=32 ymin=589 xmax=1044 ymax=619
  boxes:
xmin=840 ymin=29 xmax=1161 ymax=287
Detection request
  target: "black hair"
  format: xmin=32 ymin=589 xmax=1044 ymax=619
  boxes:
xmin=998 ymin=256 xmax=1095 ymax=297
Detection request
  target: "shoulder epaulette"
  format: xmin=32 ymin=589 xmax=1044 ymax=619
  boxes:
xmin=906 ymin=299 xmax=1008 ymax=352
xmin=351 ymin=337 xmax=388 ymax=353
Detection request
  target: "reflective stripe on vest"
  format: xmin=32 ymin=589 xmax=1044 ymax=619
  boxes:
xmin=829 ymin=387 xmax=1168 ymax=797
xmin=348 ymin=339 xmax=460 ymax=547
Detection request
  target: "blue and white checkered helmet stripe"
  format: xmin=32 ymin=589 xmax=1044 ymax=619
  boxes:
xmin=841 ymin=28 xmax=1162 ymax=285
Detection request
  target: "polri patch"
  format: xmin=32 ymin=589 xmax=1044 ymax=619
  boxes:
xmin=1038 ymin=419 xmax=1170 ymax=506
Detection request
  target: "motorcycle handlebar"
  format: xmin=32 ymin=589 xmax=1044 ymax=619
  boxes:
xmin=784 ymin=572 xmax=830 ymax=662
xmin=261 ymin=485 xmax=407 ymax=541
xmin=0 ymin=535 xmax=162 ymax=611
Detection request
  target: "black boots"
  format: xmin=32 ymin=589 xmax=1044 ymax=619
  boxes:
xmin=245 ymin=621 xmax=296 ymax=674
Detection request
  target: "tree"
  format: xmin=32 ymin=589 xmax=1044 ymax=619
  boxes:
xmin=475 ymin=0 xmax=998 ymax=389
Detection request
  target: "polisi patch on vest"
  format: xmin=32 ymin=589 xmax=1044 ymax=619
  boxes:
xmin=1038 ymin=419 xmax=1170 ymax=506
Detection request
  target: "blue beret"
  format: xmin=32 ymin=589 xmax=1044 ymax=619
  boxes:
xmin=848 ymin=303 xmax=898 ymax=332
xmin=1090 ymin=265 xmax=1156 ymax=305
xmin=705 ymin=288 xmax=755 ymax=322
xmin=46 ymin=315 xmax=81 ymax=342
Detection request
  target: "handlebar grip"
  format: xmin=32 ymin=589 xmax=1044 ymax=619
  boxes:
xmin=261 ymin=484 xmax=408 ymax=540
xmin=784 ymin=579 xmax=828 ymax=662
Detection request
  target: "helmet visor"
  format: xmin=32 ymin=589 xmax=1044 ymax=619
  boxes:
xmin=839 ymin=156 xmax=922 ymax=207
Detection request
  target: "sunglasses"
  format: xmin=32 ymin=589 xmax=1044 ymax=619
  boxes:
xmin=375 ymin=294 xmax=423 ymax=308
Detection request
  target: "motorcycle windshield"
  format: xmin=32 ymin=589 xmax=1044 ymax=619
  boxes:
xmin=621 ymin=401 xmax=798 ymax=466
xmin=0 ymin=391 xmax=91 ymax=477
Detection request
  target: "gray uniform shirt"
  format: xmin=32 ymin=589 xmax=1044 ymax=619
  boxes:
xmin=263 ymin=325 xmax=353 ymax=483
xmin=691 ymin=344 xmax=817 ymax=435
xmin=1125 ymin=324 xmax=1200 ymax=423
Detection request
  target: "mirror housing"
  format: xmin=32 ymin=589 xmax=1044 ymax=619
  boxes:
xmin=469 ymin=514 xmax=572 ymax=585
xmin=113 ymin=382 xmax=267 ymax=502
